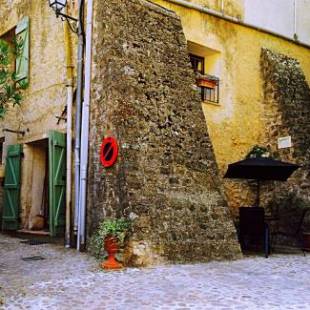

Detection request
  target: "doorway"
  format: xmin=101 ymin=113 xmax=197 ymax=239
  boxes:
xmin=2 ymin=131 xmax=66 ymax=237
xmin=22 ymin=139 xmax=49 ymax=233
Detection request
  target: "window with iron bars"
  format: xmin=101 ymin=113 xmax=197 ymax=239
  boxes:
xmin=189 ymin=53 xmax=205 ymax=75
xmin=189 ymin=54 xmax=220 ymax=104
xmin=199 ymin=78 xmax=220 ymax=104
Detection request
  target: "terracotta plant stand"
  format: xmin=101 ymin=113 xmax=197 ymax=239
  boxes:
xmin=101 ymin=235 xmax=123 ymax=270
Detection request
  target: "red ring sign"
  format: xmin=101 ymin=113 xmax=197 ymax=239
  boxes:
xmin=100 ymin=137 xmax=119 ymax=168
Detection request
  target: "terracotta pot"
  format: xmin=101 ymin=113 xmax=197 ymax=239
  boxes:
xmin=101 ymin=235 xmax=123 ymax=270
xmin=302 ymin=232 xmax=310 ymax=251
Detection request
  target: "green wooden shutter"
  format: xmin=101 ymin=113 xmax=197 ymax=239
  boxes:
xmin=15 ymin=16 xmax=29 ymax=83
xmin=2 ymin=144 xmax=22 ymax=231
xmin=48 ymin=131 xmax=66 ymax=237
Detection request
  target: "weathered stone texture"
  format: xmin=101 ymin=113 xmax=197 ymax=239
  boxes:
xmin=87 ymin=0 xmax=241 ymax=265
xmin=0 ymin=0 xmax=73 ymax=228
xmin=260 ymin=49 xmax=310 ymax=246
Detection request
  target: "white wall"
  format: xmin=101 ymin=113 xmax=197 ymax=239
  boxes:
xmin=296 ymin=0 xmax=310 ymax=43
xmin=244 ymin=0 xmax=310 ymax=45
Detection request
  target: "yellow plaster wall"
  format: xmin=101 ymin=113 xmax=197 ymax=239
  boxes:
xmin=0 ymin=0 xmax=75 ymax=148
xmin=0 ymin=0 xmax=76 ymax=224
xmin=183 ymin=0 xmax=244 ymax=19
xmin=152 ymin=0 xmax=310 ymax=214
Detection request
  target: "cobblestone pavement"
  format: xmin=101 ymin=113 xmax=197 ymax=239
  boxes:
xmin=1 ymin=234 xmax=310 ymax=310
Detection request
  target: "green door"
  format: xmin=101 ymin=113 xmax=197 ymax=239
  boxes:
xmin=2 ymin=145 xmax=22 ymax=230
xmin=48 ymin=131 xmax=66 ymax=237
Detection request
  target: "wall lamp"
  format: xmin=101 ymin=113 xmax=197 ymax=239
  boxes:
xmin=48 ymin=0 xmax=78 ymax=22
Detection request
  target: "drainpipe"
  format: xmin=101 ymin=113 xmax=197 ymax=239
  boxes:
xmin=221 ymin=0 xmax=224 ymax=15
xmin=164 ymin=0 xmax=310 ymax=49
xmin=293 ymin=0 xmax=297 ymax=39
xmin=63 ymin=7 xmax=74 ymax=248
xmin=78 ymin=0 xmax=93 ymax=251
xmin=74 ymin=0 xmax=85 ymax=238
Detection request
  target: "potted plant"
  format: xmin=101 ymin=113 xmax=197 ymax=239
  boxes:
xmin=89 ymin=218 xmax=130 ymax=270
xmin=246 ymin=145 xmax=270 ymax=158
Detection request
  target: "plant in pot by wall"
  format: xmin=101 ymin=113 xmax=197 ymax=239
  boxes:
xmin=246 ymin=145 xmax=271 ymax=159
xmin=89 ymin=218 xmax=131 ymax=270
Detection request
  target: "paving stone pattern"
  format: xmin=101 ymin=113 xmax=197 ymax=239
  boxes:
xmin=1 ymin=234 xmax=310 ymax=309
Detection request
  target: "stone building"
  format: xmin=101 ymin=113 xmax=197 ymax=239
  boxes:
xmin=0 ymin=0 xmax=241 ymax=265
xmin=0 ymin=0 xmax=309 ymax=265
xmin=88 ymin=0 xmax=241 ymax=265
xmin=151 ymin=0 xmax=310 ymax=247
xmin=0 ymin=0 xmax=77 ymax=235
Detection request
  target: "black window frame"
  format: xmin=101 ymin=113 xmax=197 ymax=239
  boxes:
xmin=189 ymin=53 xmax=205 ymax=75
xmin=200 ymin=80 xmax=220 ymax=104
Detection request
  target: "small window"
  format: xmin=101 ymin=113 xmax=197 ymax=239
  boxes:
xmin=188 ymin=41 xmax=221 ymax=105
xmin=0 ymin=17 xmax=29 ymax=84
xmin=189 ymin=53 xmax=220 ymax=104
xmin=1 ymin=28 xmax=16 ymax=72
xmin=1 ymin=28 xmax=15 ymax=46
xmin=189 ymin=54 xmax=205 ymax=75
xmin=197 ymin=77 xmax=220 ymax=104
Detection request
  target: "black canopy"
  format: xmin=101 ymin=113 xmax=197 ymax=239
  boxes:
xmin=224 ymin=157 xmax=300 ymax=207
xmin=224 ymin=157 xmax=300 ymax=181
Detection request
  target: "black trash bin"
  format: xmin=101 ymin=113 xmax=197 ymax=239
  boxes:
xmin=239 ymin=207 xmax=270 ymax=258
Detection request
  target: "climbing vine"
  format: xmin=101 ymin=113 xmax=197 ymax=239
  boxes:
xmin=0 ymin=38 xmax=27 ymax=118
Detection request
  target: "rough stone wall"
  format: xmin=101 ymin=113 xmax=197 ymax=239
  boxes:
xmin=151 ymin=0 xmax=310 ymax=220
xmin=88 ymin=0 xmax=241 ymax=266
xmin=260 ymin=49 xmax=310 ymax=246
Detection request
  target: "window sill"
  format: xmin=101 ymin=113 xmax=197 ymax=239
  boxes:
xmin=202 ymin=100 xmax=221 ymax=107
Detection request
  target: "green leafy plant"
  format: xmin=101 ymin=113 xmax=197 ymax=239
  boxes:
xmin=89 ymin=218 xmax=131 ymax=259
xmin=246 ymin=145 xmax=270 ymax=159
xmin=0 ymin=38 xmax=27 ymax=118
xmin=13 ymin=36 xmax=24 ymax=57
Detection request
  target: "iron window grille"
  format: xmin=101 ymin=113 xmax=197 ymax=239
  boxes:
xmin=189 ymin=54 xmax=220 ymax=104
xmin=200 ymin=78 xmax=220 ymax=104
